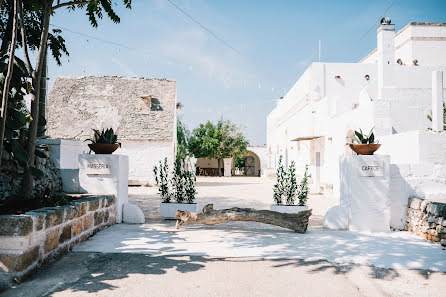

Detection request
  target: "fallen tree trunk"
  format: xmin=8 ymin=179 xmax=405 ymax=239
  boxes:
xmin=175 ymin=204 xmax=312 ymax=233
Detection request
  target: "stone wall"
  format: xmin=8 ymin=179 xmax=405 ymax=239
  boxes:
xmin=406 ymin=197 xmax=446 ymax=247
xmin=47 ymin=76 xmax=176 ymax=142
xmin=0 ymin=149 xmax=62 ymax=200
xmin=0 ymin=195 xmax=116 ymax=290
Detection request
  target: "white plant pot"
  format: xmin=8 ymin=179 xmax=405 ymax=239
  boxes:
xmin=160 ymin=203 xmax=198 ymax=219
xmin=270 ymin=204 xmax=309 ymax=214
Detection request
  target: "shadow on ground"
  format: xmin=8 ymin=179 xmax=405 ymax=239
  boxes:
xmin=5 ymin=252 xmax=444 ymax=297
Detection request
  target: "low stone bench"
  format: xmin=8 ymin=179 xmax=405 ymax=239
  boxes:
xmin=406 ymin=197 xmax=446 ymax=247
xmin=0 ymin=195 xmax=116 ymax=290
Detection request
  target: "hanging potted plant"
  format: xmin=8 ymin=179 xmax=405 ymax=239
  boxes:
xmin=347 ymin=127 xmax=381 ymax=155
xmin=154 ymin=157 xmax=198 ymax=219
xmin=270 ymin=156 xmax=310 ymax=214
xmin=86 ymin=128 xmax=121 ymax=154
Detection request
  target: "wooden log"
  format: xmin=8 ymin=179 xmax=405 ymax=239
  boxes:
xmin=175 ymin=204 xmax=312 ymax=233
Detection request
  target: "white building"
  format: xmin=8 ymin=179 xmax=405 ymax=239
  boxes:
xmin=267 ymin=21 xmax=446 ymax=229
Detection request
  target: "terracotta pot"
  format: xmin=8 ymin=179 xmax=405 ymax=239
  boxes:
xmin=349 ymin=144 xmax=381 ymax=155
xmin=88 ymin=143 xmax=119 ymax=154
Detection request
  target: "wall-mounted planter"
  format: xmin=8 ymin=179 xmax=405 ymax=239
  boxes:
xmin=270 ymin=204 xmax=309 ymax=214
xmin=160 ymin=203 xmax=198 ymax=219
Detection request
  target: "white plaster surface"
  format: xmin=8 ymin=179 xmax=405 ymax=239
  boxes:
xmin=74 ymin=223 xmax=446 ymax=272
xmin=340 ymin=155 xmax=391 ymax=233
xmin=223 ymin=158 xmax=232 ymax=177
xmin=323 ymin=205 xmax=348 ymax=230
xmin=159 ymin=203 xmax=198 ymax=219
xmin=79 ymin=154 xmax=129 ymax=223
xmin=122 ymin=203 xmax=145 ymax=224
xmin=269 ymin=205 xmax=309 ymax=213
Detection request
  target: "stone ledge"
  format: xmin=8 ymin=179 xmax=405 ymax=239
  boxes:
xmin=0 ymin=216 xmax=33 ymax=237
xmin=0 ymin=195 xmax=116 ymax=290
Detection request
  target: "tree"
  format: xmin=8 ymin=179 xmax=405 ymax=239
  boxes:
xmin=176 ymin=115 xmax=190 ymax=160
xmin=189 ymin=119 xmax=249 ymax=176
xmin=0 ymin=0 xmax=132 ymax=198
xmin=0 ymin=0 xmax=19 ymax=169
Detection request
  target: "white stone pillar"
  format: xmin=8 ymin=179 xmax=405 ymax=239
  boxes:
xmin=223 ymin=158 xmax=233 ymax=177
xmin=339 ymin=155 xmax=391 ymax=232
xmin=79 ymin=154 xmax=138 ymax=223
xmin=432 ymin=71 xmax=444 ymax=132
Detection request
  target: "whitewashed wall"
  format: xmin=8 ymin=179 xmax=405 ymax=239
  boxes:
xmin=361 ymin=23 xmax=446 ymax=66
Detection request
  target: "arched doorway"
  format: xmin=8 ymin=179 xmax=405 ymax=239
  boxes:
xmin=239 ymin=151 xmax=261 ymax=176
xmin=245 ymin=156 xmax=255 ymax=175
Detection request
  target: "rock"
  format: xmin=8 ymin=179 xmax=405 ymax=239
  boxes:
xmin=94 ymin=211 xmax=104 ymax=226
xmin=44 ymin=229 xmax=60 ymax=253
xmin=323 ymin=205 xmax=348 ymax=230
xmin=59 ymin=224 xmax=72 ymax=243
xmin=0 ymin=216 xmax=34 ymax=236
xmin=409 ymin=197 xmax=423 ymax=210
xmin=426 ymin=202 xmax=446 ymax=217
xmin=123 ymin=203 xmax=145 ymax=224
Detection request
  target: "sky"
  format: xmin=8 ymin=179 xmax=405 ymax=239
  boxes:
xmin=47 ymin=0 xmax=446 ymax=145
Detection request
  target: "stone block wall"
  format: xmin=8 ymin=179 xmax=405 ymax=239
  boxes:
xmin=406 ymin=197 xmax=446 ymax=247
xmin=0 ymin=195 xmax=116 ymax=290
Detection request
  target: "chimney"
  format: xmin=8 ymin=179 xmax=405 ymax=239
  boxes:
xmin=377 ymin=17 xmax=395 ymax=98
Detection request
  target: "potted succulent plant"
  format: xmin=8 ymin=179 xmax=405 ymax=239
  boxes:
xmin=347 ymin=127 xmax=381 ymax=155
xmin=154 ymin=157 xmax=198 ymax=219
xmin=270 ymin=156 xmax=311 ymax=214
xmin=86 ymin=128 xmax=121 ymax=154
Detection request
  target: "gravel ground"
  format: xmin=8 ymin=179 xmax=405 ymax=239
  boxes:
xmin=129 ymin=176 xmax=338 ymax=228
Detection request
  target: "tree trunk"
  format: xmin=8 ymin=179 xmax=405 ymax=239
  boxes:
xmin=0 ymin=0 xmax=19 ymax=169
xmin=175 ymin=204 xmax=312 ymax=233
xmin=217 ymin=158 xmax=222 ymax=177
xmin=20 ymin=0 xmax=53 ymax=198
xmin=37 ymin=49 xmax=47 ymax=137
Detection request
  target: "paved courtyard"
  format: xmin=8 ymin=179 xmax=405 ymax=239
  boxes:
xmin=4 ymin=177 xmax=446 ymax=297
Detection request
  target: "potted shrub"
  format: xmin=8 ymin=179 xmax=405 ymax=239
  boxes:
xmin=347 ymin=127 xmax=381 ymax=155
xmin=154 ymin=158 xmax=198 ymax=219
xmin=87 ymin=128 xmax=121 ymax=154
xmin=270 ymin=156 xmax=311 ymax=214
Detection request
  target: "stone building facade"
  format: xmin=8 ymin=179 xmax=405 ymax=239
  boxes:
xmin=46 ymin=76 xmax=177 ymax=188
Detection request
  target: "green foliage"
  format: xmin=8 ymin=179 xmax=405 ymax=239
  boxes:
xmin=184 ymin=169 xmax=197 ymax=204
xmin=176 ymin=116 xmax=190 ymax=160
xmin=153 ymin=158 xmax=171 ymax=203
xmin=273 ymin=156 xmax=311 ymax=206
xmin=87 ymin=128 xmax=120 ymax=146
xmin=284 ymin=161 xmax=298 ymax=205
xmin=234 ymin=156 xmax=245 ymax=168
xmin=427 ymin=103 xmax=446 ymax=130
xmin=348 ymin=127 xmax=377 ymax=144
xmin=0 ymin=52 xmax=45 ymax=178
xmin=297 ymin=165 xmax=311 ymax=206
xmin=188 ymin=119 xmax=249 ymax=160
xmin=153 ymin=157 xmax=197 ymax=204
xmin=172 ymin=157 xmax=186 ymax=203
xmin=273 ymin=155 xmax=286 ymax=205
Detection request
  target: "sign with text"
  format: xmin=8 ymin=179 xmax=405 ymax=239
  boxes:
xmin=358 ymin=161 xmax=384 ymax=177
xmin=80 ymin=158 xmax=111 ymax=175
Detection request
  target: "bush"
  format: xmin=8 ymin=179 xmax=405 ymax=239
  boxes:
xmin=153 ymin=157 xmax=197 ymax=204
xmin=153 ymin=158 xmax=171 ymax=203
xmin=273 ymin=156 xmax=311 ymax=206
xmin=297 ymin=165 xmax=311 ymax=206
xmin=273 ymin=155 xmax=286 ymax=205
